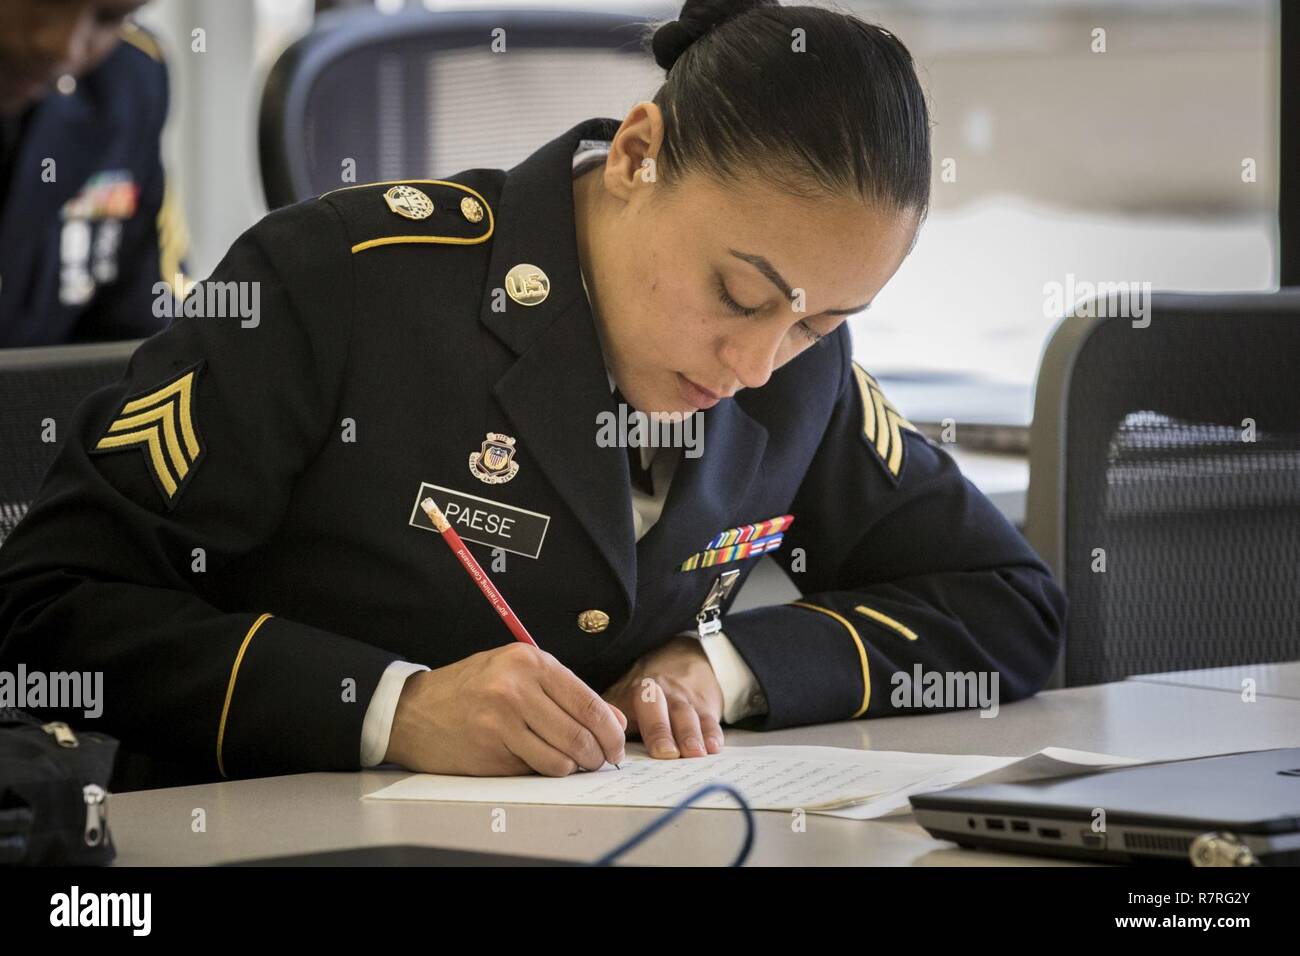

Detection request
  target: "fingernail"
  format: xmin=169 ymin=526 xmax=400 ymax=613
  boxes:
xmin=655 ymin=742 xmax=679 ymax=758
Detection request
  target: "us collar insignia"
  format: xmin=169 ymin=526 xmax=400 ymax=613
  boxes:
xmin=678 ymin=514 xmax=794 ymax=571
xmin=469 ymin=432 xmax=520 ymax=484
xmin=504 ymin=263 xmax=549 ymax=306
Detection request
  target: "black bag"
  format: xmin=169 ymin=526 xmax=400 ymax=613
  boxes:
xmin=0 ymin=708 xmax=118 ymax=865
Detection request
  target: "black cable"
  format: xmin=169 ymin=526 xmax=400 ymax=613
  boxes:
xmin=591 ymin=783 xmax=755 ymax=867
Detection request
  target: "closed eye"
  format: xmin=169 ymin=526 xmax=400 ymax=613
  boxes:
xmin=795 ymin=320 xmax=825 ymax=344
xmin=715 ymin=275 xmax=763 ymax=318
xmin=717 ymin=275 xmax=830 ymax=346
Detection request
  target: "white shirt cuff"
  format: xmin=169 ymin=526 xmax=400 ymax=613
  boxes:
xmin=692 ymin=629 xmax=768 ymax=723
xmin=361 ymin=660 xmax=431 ymax=767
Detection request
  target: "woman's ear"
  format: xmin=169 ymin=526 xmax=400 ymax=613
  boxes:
xmin=604 ymin=102 xmax=665 ymax=200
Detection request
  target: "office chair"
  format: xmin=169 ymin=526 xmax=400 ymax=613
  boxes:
xmin=1026 ymin=291 xmax=1300 ymax=686
xmin=258 ymin=5 xmax=670 ymax=209
xmin=0 ymin=340 xmax=216 ymax=791
xmin=0 ymin=341 xmax=139 ymax=549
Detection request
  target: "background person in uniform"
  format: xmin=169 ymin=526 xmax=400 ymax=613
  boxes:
xmin=0 ymin=0 xmax=1065 ymax=787
xmin=0 ymin=0 xmax=186 ymax=348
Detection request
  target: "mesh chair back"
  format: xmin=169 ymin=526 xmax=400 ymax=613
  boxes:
xmin=0 ymin=342 xmax=138 ymax=547
xmin=1027 ymin=292 xmax=1300 ymax=686
xmin=259 ymin=6 xmax=668 ymax=208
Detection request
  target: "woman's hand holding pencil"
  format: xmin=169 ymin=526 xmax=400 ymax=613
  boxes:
xmin=380 ymin=499 xmax=627 ymax=777
xmin=384 ymin=645 xmax=628 ymax=776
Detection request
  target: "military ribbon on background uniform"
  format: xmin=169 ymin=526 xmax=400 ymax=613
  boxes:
xmin=60 ymin=170 xmax=139 ymax=221
xmin=678 ymin=514 xmax=794 ymax=571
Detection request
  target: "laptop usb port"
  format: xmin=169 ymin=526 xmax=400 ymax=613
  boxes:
xmin=1010 ymin=820 xmax=1030 ymax=832
xmin=1037 ymin=827 xmax=1062 ymax=840
xmin=985 ymin=818 xmax=1006 ymax=830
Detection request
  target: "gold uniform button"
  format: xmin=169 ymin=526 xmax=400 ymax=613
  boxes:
xmin=460 ymin=196 xmax=484 ymax=223
xmin=577 ymin=609 xmax=610 ymax=633
xmin=505 ymin=262 xmax=549 ymax=306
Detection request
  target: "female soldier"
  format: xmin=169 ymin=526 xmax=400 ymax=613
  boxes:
xmin=0 ymin=0 xmax=1065 ymax=787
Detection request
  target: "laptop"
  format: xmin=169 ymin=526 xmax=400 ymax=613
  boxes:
xmin=910 ymin=748 xmax=1300 ymax=865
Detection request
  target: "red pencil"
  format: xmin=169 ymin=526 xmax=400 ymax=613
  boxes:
xmin=421 ymin=497 xmax=623 ymax=771
xmin=420 ymin=497 xmax=538 ymax=647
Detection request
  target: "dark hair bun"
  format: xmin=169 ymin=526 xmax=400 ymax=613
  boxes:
xmin=652 ymin=0 xmax=774 ymax=72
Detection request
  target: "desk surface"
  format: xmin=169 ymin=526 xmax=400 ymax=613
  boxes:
xmin=107 ymin=673 xmax=1300 ymax=866
xmin=1128 ymin=660 xmax=1300 ymax=700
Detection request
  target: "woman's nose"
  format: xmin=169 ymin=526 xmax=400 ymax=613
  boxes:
xmin=720 ymin=323 xmax=785 ymax=391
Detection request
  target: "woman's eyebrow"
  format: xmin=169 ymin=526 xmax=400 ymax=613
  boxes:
xmin=728 ymin=249 xmax=871 ymax=315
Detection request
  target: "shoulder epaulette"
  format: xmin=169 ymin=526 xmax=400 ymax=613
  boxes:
xmin=119 ymin=22 xmax=164 ymax=63
xmin=322 ymin=180 xmax=494 ymax=254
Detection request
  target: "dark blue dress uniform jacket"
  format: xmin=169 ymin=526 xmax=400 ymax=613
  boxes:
xmin=0 ymin=117 xmax=1066 ymax=783
xmin=0 ymin=27 xmax=183 ymax=347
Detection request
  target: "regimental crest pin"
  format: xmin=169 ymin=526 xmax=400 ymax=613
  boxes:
xmin=469 ymin=432 xmax=520 ymax=484
xmin=383 ymin=185 xmax=434 ymax=221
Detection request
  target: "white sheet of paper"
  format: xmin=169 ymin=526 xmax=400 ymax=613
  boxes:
xmin=815 ymin=746 xmax=1143 ymax=820
xmin=364 ymin=745 xmax=1032 ymax=812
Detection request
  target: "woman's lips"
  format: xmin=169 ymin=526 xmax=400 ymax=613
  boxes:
xmin=676 ymin=373 xmax=722 ymax=409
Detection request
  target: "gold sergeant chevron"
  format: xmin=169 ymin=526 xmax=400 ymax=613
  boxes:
xmin=851 ymin=360 xmax=917 ymax=482
xmin=92 ymin=363 xmax=205 ymax=506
